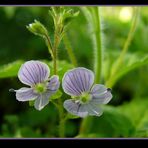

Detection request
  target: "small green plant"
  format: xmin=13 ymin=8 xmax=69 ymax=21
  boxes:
xmin=0 ymin=6 xmax=147 ymax=138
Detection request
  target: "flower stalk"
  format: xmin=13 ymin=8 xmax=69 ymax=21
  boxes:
xmin=63 ymin=33 xmax=77 ymax=67
xmin=26 ymin=7 xmax=80 ymax=137
xmin=79 ymin=7 xmax=103 ymax=136
xmin=106 ymin=7 xmax=140 ymax=88
xmin=81 ymin=7 xmax=102 ymax=83
xmin=92 ymin=8 xmax=102 ymax=84
xmin=58 ymin=98 xmax=65 ymax=137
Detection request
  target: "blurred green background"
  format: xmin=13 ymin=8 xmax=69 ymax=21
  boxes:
xmin=0 ymin=6 xmax=148 ymax=138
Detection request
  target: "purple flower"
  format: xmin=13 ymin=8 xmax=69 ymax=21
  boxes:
xmin=13 ymin=60 xmax=60 ymax=111
xmin=62 ymin=67 xmax=112 ymax=118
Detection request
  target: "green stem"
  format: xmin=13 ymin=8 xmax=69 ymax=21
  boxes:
xmin=45 ymin=34 xmax=54 ymax=59
xmin=53 ymin=33 xmax=59 ymax=75
xmin=81 ymin=7 xmax=102 ymax=83
xmin=63 ymin=33 xmax=77 ymax=67
xmin=106 ymin=7 xmax=140 ymax=87
xmin=79 ymin=117 xmax=92 ymax=135
xmin=53 ymin=48 xmax=57 ymax=75
xmin=93 ymin=7 xmax=102 ymax=83
xmin=58 ymin=98 xmax=65 ymax=137
xmin=51 ymin=100 xmax=66 ymax=137
xmin=53 ymin=29 xmax=65 ymax=137
xmin=79 ymin=7 xmax=102 ymax=136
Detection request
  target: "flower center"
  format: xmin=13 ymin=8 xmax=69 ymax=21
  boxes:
xmin=34 ymin=83 xmax=47 ymax=93
xmin=81 ymin=92 xmax=91 ymax=103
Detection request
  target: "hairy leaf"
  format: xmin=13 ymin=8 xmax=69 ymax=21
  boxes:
xmin=0 ymin=60 xmax=23 ymax=78
xmin=105 ymin=52 xmax=148 ymax=87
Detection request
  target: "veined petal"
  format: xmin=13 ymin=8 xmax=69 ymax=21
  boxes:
xmin=15 ymin=87 xmax=38 ymax=101
xmin=47 ymin=75 xmax=60 ymax=92
xmin=85 ymin=102 xmax=103 ymax=116
xmin=63 ymin=99 xmax=88 ymax=118
xmin=34 ymin=92 xmax=51 ymax=111
xmin=91 ymin=84 xmax=107 ymax=94
xmin=91 ymin=92 xmax=112 ymax=104
xmin=64 ymin=99 xmax=102 ymax=117
xmin=62 ymin=67 xmax=94 ymax=96
xmin=91 ymin=84 xmax=112 ymax=104
xmin=18 ymin=60 xmax=50 ymax=86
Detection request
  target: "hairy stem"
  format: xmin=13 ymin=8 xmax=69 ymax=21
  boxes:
xmin=53 ymin=29 xmax=66 ymax=137
xmin=51 ymin=100 xmax=65 ymax=137
xmin=79 ymin=7 xmax=103 ymax=136
xmin=106 ymin=7 xmax=140 ymax=87
xmin=81 ymin=7 xmax=102 ymax=83
xmin=53 ymin=33 xmax=59 ymax=75
xmin=93 ymin=7 xmax=102 ymax=83
xmin=53 ymin=49 xmax=57 ymax=75
xmin=45 ymin=34 xmax=54 ymax=59
xmin=58 ymin=98 xmax=65 ymax=137
xmin=63 ymin=33 xmax=77 ymax=67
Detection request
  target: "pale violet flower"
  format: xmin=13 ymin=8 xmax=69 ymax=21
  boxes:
xmin=13 ymin=60 xmax=60 ymax=111
xmin=62 ymin=67 xmax=112 ymax=118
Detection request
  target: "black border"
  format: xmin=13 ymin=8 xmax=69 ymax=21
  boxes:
xmin=0 ymin=0 xmax=147 ymax=5
xmin=0 ymin=138 xmax=148 ymax=146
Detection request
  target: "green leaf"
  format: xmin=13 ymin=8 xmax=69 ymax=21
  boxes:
xmin=80 ymin=105 xmax=135 ymax=137
xmin=63 ymin=9 xmax=79 ymax=26
xmin=113 ymin=55 xmax=148 ymax=85
xmin=66 ymin=113 xmax=80 ymax=119
xmin=0 ymin=60 xmax=23 ymax=78
xmin=0 ymin=59 xmax=73 ymax=80
xmin=49 ymin=7 xmax=79 ymax=27
xmin=106 ymin=52 xmax=148 ymax=87
xmin=50 ymin=90 xmax=62 ymax=100
xmin=117 ymin=98 xmax=148 ymax=137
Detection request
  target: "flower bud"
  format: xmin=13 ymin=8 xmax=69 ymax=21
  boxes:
xmin=26 ymin=20 xmax=48 ymax=37
xmin=63 ymin=10 xmax=79 ymax=25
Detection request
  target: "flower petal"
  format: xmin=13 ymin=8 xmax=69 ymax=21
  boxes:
xmin=47 ymin=75 xmax=60 ymax=92
xmin=15 ymin=87 xmax=38 ymax=101
xmin=85 ymin=102 xmax=103 ymax=116
xmin=64 ymin=99 xmax=103 ymax=117
xmin=18 ymin=60 xmax=50 ymax=86
xmin=91 ymin=84 xmax=112 ymax=104
xmin=34 ymin=92 xmax=51 ymax=111
xmin=63 ymin=99 xmax=88 ymax=117
xmin=62 ymin=67 xmax=94 ymax=96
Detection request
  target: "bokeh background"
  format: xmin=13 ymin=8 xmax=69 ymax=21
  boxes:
xmin=0 ymin=6 xmax=148 ymax=138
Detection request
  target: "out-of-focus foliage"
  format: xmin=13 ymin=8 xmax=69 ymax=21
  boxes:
xmin=117 ymin=98 xmax=148 ymax=137
xmin=104 ymin=52 xmax=148 ymax=87
xmin=0 ymin=60 xmax=23 ymax=78
xmin=77 ymin=106 xmax=135 ymax=138
xmin=0 ymin=6 xmax=148 ymax=138
xmin=47 ymin=60 xmax=74 ymax=80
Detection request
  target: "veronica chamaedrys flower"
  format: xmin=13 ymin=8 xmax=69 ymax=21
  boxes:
xmin=13 ymin=60 xmax=60 ymax=111
xmin=62 ymin=67 xmax=112 ymax=118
